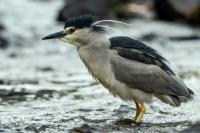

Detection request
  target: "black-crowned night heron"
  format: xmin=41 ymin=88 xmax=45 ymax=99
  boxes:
xmin=43 ymin=15 xmax=194 ymax=124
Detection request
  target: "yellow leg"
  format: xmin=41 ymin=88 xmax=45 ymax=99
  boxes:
xmin=134 ymin=101 xmax=146 ymax=123
xmin=134 ymin=101 xmax=141 ymax=120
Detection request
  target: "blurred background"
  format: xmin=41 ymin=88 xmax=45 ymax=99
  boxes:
xmin=0 ymin=0 xmax=200 ymax=133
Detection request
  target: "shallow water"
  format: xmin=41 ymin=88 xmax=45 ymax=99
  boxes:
xmin=0 ymin=0 xmax=200 ymax=132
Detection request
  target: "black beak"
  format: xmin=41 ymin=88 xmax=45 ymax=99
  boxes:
xmin=42 ymin=31 xmax=67 ymax=40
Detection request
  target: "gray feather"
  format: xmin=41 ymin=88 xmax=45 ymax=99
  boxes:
xmin=110 ymin=54 xmax=192 ymax=98
xmin=109 ymin=36 xmax=175 ymax=75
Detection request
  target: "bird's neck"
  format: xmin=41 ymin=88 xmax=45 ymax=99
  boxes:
xmin=78 ymin=45 xmax=109 ymax=73
xmin=77 ymin=36 xmax=111 ymax=64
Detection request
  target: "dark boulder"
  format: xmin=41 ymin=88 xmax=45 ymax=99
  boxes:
xmin=56 ymin=0 xmax=134 ymax=22
xmin=153 ymin=0 xmax=184 ymax=21
xmin=153 ymin=0 xmax=200 ymax=25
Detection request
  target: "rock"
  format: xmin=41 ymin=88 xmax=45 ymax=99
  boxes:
xmin=56 ymin=0 xmax=138 ymax=22
xmin=115 ymin=2 xmax=153 ymax=19
xmin=8 ymin=52 xmax=19 ymax=58
xmin=180 ymin=121 xmax=200 ymax=133
xmin=0 ymin=23 xmax=9 ymax=49
xmin=153 ymin=0 xmax=184 ymax=21
xmin=139 ymin=32 xmax=200 ymax=42
xmin=69 ymin=124 xmax=98 ymax=133
xmin=169 ymin=35 xmax=200 ymax=41
xmin=139 ymin=33 xmax=160 ymax=42
xmin=0 ymin=36 xmax=9 ymax=49
xmin=153 ymin=0 xmax=200 ymax=25
xmin=187 ymin=5 xmax=200 ymax=25
xmin=114 ymin=118 xmax=135 ymax=126
xmin=57 ymin=0 xmax=109 ymax=22
xmin=0 ymin=79 xmax=5 ymax=85
xmin=36 ymin=66 xmax=54 ymax=72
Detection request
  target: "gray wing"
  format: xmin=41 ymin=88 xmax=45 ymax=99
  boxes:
xmin=109 ymin=36 xmax=193 ymax=98
xmin=110 ymin=36 xmax=175 ymax=75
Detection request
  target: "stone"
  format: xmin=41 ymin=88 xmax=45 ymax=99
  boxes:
xmin=56 ymin=0 xmax=137 ymax=22
xmin=0 ymin=23 xmax=9 ymax=49
xmin=153 ymin=0 xmax=200 ymax=25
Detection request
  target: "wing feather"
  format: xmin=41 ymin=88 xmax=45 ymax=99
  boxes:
xmin=109 ymin=36 xmax=193 ymax=98
xmin=110 ymin=36 xmax=175 ymax=75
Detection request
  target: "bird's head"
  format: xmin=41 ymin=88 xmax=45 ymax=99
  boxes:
xmin=42 ymin=15 xmax=106 ymax=47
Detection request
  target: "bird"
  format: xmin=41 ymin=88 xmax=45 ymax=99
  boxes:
xmin=42 ymin=15 xmax=194 ymax=124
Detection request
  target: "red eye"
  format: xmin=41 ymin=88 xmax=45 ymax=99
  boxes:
xmin=69 ymin=28 xmax=76 ymax=34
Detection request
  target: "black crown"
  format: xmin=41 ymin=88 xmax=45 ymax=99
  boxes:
xmin=64 ymin=15 xmax=97 ymax=28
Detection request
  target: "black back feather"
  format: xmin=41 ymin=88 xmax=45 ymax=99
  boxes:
xmin=110 ymin=36 xmax=175 ymax=75
xmin=64 ymin=15 xmax=97 ymax=28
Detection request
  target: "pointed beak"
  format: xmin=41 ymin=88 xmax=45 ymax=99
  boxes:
xmin=42 ymin=31 xmax=67 ymax=40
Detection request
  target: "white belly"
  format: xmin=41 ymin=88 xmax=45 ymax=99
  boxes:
xmin=110 ymin=80 xmax=153 ymax=103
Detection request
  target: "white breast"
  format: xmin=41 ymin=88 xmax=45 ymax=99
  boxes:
xmin=78 ymin=46 xmax=114 ymax=86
